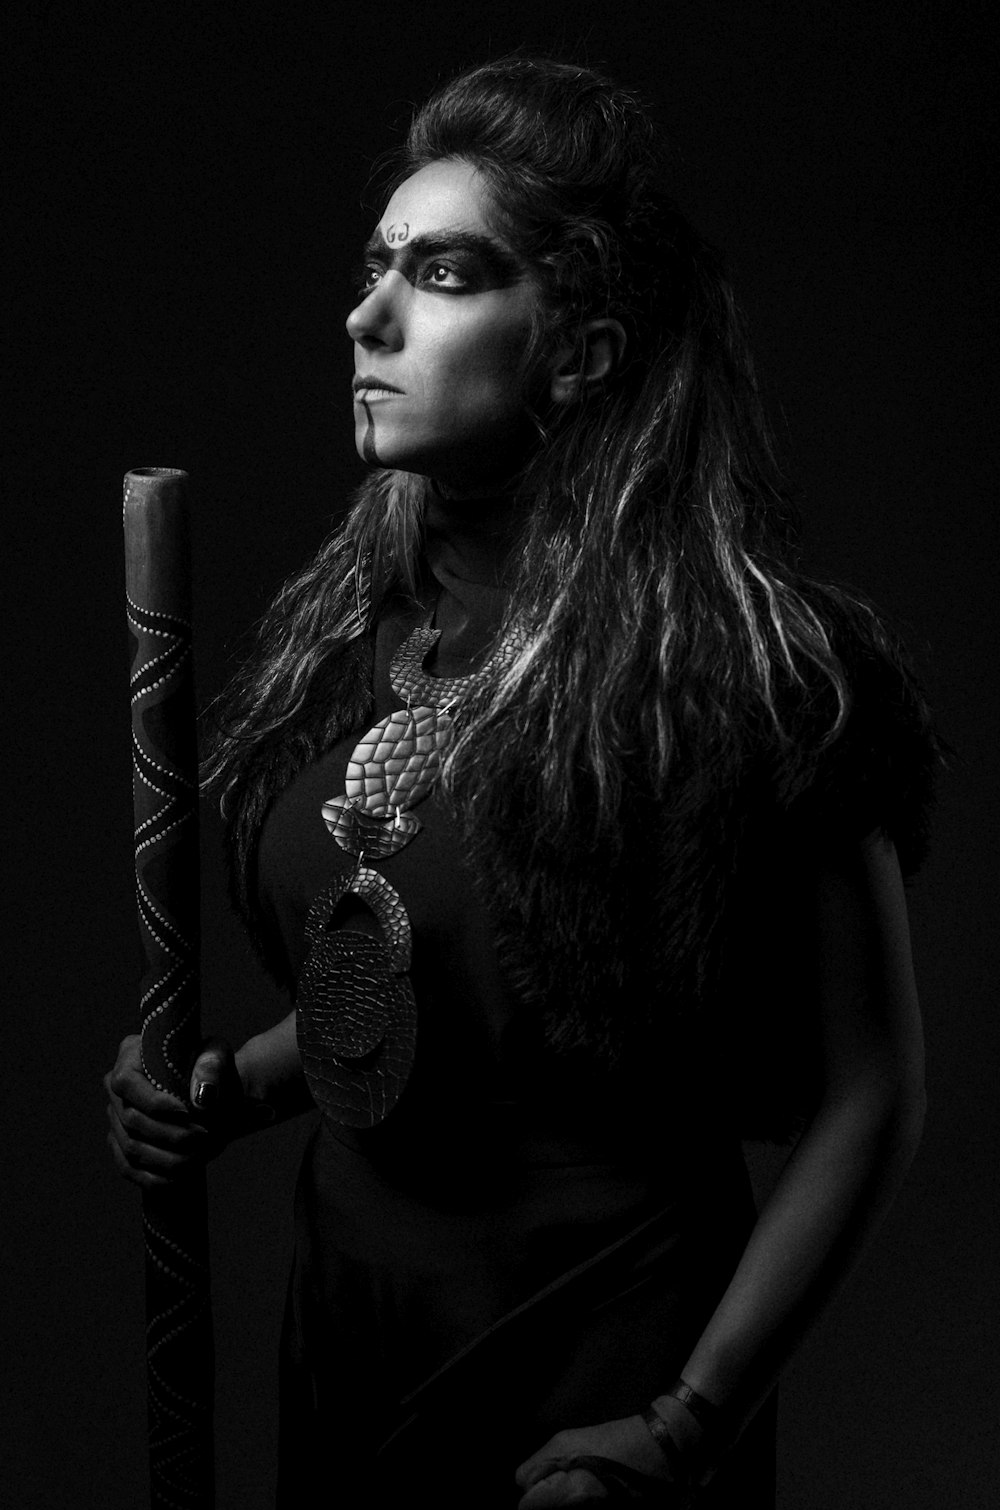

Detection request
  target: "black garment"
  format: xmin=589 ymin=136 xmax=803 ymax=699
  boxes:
xmin=257 ymin=523 xmax=776 ymax=1507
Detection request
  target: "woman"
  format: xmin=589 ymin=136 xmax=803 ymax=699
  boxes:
xmin=106 ymin=58 xmax=936 ymax=1508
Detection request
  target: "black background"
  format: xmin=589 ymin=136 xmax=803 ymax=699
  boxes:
xmin=4 ymin=2 xmax=997 ymax=1505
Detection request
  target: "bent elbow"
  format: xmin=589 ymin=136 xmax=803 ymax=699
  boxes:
xmin=823 ymin=1068 xmax=927 ymax=1158
xmin=894 ymin=1079 xmax=927 ymax=1155
xmin=866 ymin=1073 xmax=926 ymax=1168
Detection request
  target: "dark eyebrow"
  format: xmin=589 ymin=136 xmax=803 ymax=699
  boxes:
xmin=361 ymin=228 xmax=524 ymax=287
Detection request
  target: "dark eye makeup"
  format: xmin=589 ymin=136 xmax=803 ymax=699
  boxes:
xmin=352 ymin=258 xmax=479 ymax=301
xmin=352 ymin=229 xmax=523 ymax=303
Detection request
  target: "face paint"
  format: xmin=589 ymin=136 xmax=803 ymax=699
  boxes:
xmin=346 ymin=160 xmax=540 ymax=492
xmin=361 ymin=399 xmax=380 ymax=465
xmin=356 ymin=229 xmax=522 ymax=297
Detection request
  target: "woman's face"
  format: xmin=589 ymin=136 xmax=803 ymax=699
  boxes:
xmin=346 ymin=159 xmax=541 ymax=493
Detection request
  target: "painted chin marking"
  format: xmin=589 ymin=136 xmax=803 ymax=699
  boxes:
xmin=361 ymin=400 xmax=381 ymax=466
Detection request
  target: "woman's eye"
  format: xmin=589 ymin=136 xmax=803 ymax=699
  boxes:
xmin=425 ymin=262 xmax=467 ymax=289
xmin=355 ymin=265 xmax=383 ymax=298
xmin=351 ymin=260 xmax=470 ymax=300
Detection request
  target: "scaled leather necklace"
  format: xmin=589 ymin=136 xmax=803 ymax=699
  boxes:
xmin=296 ymin=581 xmax=519 ymax=1129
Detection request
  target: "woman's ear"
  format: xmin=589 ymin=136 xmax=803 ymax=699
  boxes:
xmin=549 ymin=319 xmax=627 ymax=404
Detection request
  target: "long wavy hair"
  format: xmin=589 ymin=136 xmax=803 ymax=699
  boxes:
xmin=205 ymin=58 xmax=935 ymax=1133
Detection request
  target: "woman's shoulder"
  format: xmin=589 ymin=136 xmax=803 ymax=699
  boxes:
xmin=776 ymin=578 xmax=942 ymax=877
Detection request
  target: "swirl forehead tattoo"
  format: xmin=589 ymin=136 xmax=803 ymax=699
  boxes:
xmin=385 ymin=223 xmax=410 ymax=244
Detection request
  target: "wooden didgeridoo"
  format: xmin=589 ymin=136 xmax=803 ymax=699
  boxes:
xmin=124 ymin=468 xmax=214 ymax=1510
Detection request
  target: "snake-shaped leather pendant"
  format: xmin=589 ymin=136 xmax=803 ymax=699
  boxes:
xmin=298 ymin=612 xmax=511 ymax=1129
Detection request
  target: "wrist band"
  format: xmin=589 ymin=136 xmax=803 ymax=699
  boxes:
xmin=640 ymin=1405 xmax=689 ymax=1483
xmin=663 ymin=1378 xmax=723 ymax=1434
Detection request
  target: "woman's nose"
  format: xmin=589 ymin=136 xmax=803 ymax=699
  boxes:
xmin=346 ymin=274 xmax=405 ymax=349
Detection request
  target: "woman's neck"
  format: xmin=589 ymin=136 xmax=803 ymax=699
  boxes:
xmin=423 ymin=482 xmax=524 ymax=588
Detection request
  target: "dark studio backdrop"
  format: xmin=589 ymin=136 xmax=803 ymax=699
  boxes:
xmin=3 ymin=1 xmax=996 ymax=1505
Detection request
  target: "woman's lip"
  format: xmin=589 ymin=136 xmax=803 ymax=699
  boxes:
xmin=353 ymin=387 xmax=400 ymax=399
xmin=353 ymin=378 xmax=403 ymax=396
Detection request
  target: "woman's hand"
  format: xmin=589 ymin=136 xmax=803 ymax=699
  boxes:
xmin=105 ymin=1033 xmax=273 ymax=1188
xmin=515 ymin=1415 xmax=691 ymax=1507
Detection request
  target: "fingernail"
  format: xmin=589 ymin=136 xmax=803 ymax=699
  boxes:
xmin=193 ymin=1081 xmax=217 ymax=1109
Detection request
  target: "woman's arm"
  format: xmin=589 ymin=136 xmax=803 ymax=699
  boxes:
xmin=106 ymin=1007 xmax=312 ymax=1188
xmin=658 ymin=831 xmax=925 ymax=1456
xmin=516 ymin=831 xmax=926 ymax=1505
xmin=234 ymin=1008 xmax=314 ymax=1123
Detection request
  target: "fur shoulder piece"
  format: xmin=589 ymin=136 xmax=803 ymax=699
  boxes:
xmin=782 ymin=590 xmax=942 ymax=877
